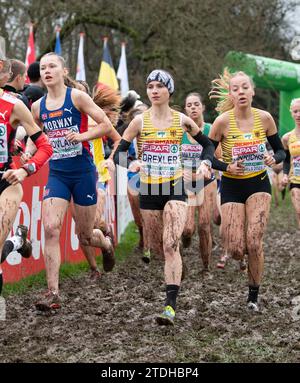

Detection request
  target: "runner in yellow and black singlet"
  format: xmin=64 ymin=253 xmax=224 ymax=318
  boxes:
xmin=114 ymin=69 xmax=214 ymax=326
xmin=281 ymin=98 xmax=300 ymax=229
xmin=209 ymin=70 xmax=285 ymax=312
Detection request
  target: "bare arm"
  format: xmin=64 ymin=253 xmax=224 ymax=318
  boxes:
xmin=66 ymin=89 xmax=115 ymax=142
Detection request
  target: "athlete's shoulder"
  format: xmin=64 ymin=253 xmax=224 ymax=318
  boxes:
xmin=254 ymin=107 xmax=274 ymax=122
xmin=282 ymin=130 xmax=292 ymax=144
xmin=2 ymin=91 xmax=19 ymax=105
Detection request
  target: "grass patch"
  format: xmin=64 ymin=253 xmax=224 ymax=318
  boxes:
xmin=3 ymin=221 xmax=138 ymax=297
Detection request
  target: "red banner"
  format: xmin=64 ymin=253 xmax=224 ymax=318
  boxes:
xmin=2 ymin=163 xmax=117 ymax=283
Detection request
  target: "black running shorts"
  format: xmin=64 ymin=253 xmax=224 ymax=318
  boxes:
xmin=220 ymin=171 xmax=271 ymax=205
xmin=139 ymin=179 xmax=186 ymax=210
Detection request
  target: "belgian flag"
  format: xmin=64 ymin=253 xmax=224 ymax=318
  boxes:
xmin=97 ymin=37 xmax=118 ymax=90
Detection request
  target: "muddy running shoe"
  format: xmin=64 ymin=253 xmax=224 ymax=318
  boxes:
xmin=142 ymin=249 xmax=151 ymax=264
xmin=217 ymin=254 xmax=229 ymax=269
xmin=1 ymin=224 xmax=32 ymax=263
xmin=156 ymin=305 xmax=175 ymax=326
xmin=239 ymin=259 xmax=247 ymax=272
xmin=247 ymin=301 xmax=259 ymax=312
xmin=35 ymin=290 xmax=61 ymax=311
xmin=181 ymin=234 xmax=192 ymax=249
xmin=90 ymin=268 xmax=101 ymax=281
xmin=102 ymin=232 xmax=115 ymax=272
xmin=201 ymin=267 xmax=213 ymax=280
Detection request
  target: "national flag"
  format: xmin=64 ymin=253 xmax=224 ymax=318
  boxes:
xmin=76 ymin=33 xmax=86 ymax=81
xmin=97 ymin=37 xmax=118 ymax=90
xmin=54 ymin=27 xmax=62 ymax=55
xmin=117 ymin=42 xmax=129 ymax=97
xmin=25 ymin=24 xmax=36 ymax=84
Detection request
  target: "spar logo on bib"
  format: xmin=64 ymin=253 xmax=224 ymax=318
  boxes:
xmin=0 ymin=124 xmax=6 ymax=136
xmin=170 ymin=144 xmax=178 ymax=154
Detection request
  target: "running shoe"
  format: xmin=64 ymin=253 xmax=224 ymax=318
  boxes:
xmin=1 ymin=224 xmax=32 ymax=263
xmin=201 ymin=267 xmax=213 ymax=280
xmin=216 ymin=254 xmax=229 ymax=269
xmin=239 ymin=259 xmax=247 ymax=272
xmin=181 ymin=234 xmax=192 ymax=249
xmin=247 ymin=301 xmax=259 ymax=312
xmin=90 ymin=268 xmax=101 ymax=281
xmin=35 ymin=290 xmax=61 ymax=311
xmin=102 ymin=231 xmax=115 ymax=272
xmin=156 ymin=305 xmax=175 ymax=326
xmin=142 ymin=249 xmax=151 ymax=264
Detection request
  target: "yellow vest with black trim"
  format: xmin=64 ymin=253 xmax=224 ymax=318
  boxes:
xmin=222 ymin=108 xmax=267 ymax=179
xmin=137 ymin=111 xmax=183 ymax=184
xmin=288 ymin=129 xmax=300 ymax=184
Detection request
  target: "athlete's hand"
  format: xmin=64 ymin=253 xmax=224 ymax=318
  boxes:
xmin=197 ymin=162 xmax=211 ymax=180
xmin=128 ymin=160 xmax=143 ymax=173
xmin=20 ymin=152 xmax=32 ymax=165
xmin=99 ymin=158 xmax=115 ymax=173
xmin=2 ymin=168 xmax=28 ymax=185
xmin=65 ymin=131 xmax=82 ymax=143
xmin=183 ymin=169 xmax=194 ymax=182
xmin=227 ymin=160 xmax=245 ymax=175
xmin=281 ymin=174 xmax=289 ymax=187
xmin=264 ymin=153 xmax=276 ymax=167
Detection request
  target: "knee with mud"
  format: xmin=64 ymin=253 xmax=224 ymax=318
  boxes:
xmin=230 ymin=248 xmax=244 ymax=261
xmin=78 ymin=234 xmax=92 ymax=247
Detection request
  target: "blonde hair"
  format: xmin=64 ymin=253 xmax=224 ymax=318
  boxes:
xmin=209 ymin=69 xmax=254 ymax=114
xmin=41 ymin=52 xmax=66 ymax=68
xmin=290 ymin=98 xmax=300 ymax=110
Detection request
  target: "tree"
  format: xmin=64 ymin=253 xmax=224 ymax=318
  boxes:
xmin=0 ymin=0 xmax=296 ymax=120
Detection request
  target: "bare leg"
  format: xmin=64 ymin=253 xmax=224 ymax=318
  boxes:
xmin=42 ymin=198 xmax=69 ymax=293
xmin=163 ymin=201 xmax=188 ymax=286
xmin=0 ymin=184 xmax=23 ymax=260
xmin=221 ymin=202 xmax=246 ymax=261
xmin=245 ymin=193 xmax=271 ymax=287
xmin=291 ymin=188 xmax=300 ymax=230
xmin=197 ymin=181 xmax=215 ymax=270
xmin=128 ymin=186 xmax=144 ymax=248
xmin=140 ymin=209 xmax=163 ymax=261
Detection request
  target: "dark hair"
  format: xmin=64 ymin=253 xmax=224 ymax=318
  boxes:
xmin=9 ymin=59 xmax=26 ymax=82
xmin=185 ymin=92 xmax=202 ymax=104
xmin=76 ymin=80 xmax=90 ymax=95
xmin=27 ymin=61 xmax=41 ymax=82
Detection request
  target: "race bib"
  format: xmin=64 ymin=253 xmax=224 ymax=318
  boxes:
xmin=181 ymin=144 xmax=202 ymax=169
xmin=293 ymin=156 xmax=300 ymax=176
xmin=0 ymin=123 xmax=8 ymax=163
xmin=48 ymin=125 xmax=83 ymax=160
xmin=142 ymin=141 xmax=181 ymax=178
xmin=232 ymin=141 xmax=266 ymax=173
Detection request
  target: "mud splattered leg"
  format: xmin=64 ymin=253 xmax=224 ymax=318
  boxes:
xmin=0 ymin=184 xmax=23 ymax=264
xmin=42 ymin=198 xmax=69 ymax=293
xmin=163 ymin=201 xmax=188 ymax=285
xmin=246 ymin=193 xmax=271 ymax=287
xmin=197 ymin=181 xmax=215 ymax=270
xmin=221 ymin=202 xmax=246 ymax=261
xmin=140 ymin=209 xmax=163 ymax=259
xmin=291 ymin=188 xmax=300 ymax=230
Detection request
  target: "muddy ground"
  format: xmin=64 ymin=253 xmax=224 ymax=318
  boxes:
xmin=0 ymin=199 xmax=299 ymax=363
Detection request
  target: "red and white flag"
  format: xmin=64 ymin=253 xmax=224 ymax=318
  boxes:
xmin=25 ymin=24 xmax=36 ymax=83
